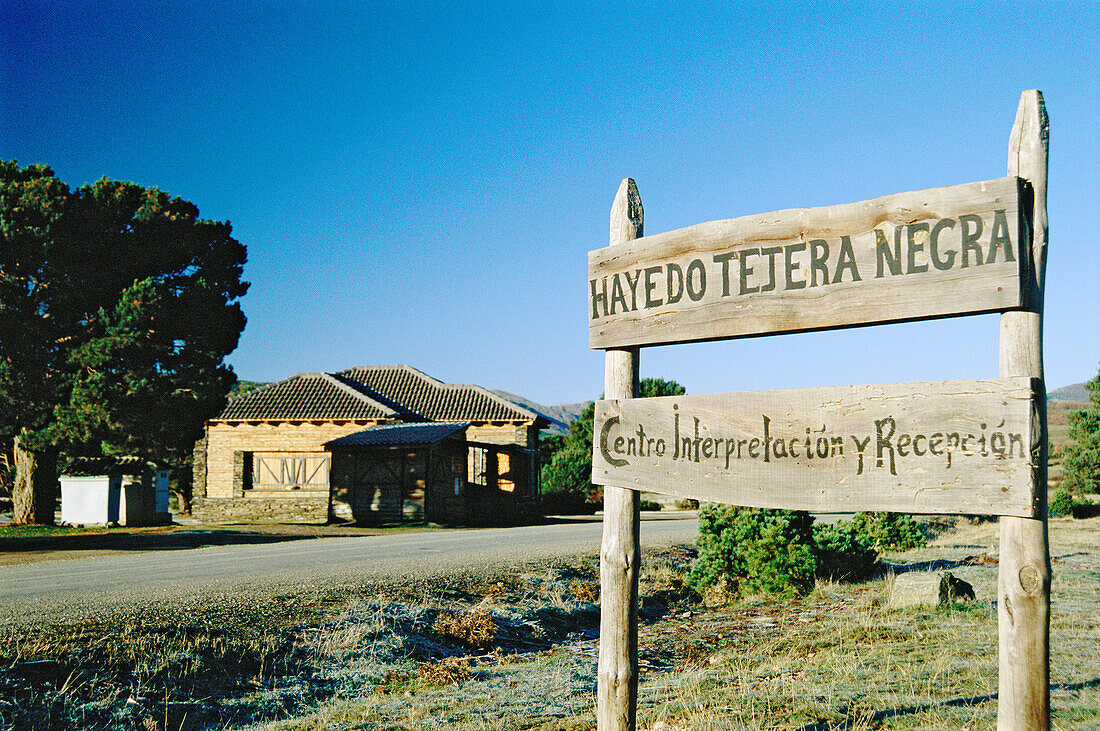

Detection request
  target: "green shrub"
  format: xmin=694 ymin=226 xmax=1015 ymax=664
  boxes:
xmin=539 ymin=490 xmax=598 ymax=515
xmin=639 ymin=499 xmax=663 ymax=511
xmin=688 ymin=505 xmax=817 ymax=598
xmin=813 ymin=521 xmax=878 ymax=581
xmin=689 ymin=506 xmax=884 ymax=600
xmin=849 ymin=511 xmax=927 ymax=550
xmin=1049 ymin=488 xmax=1090 ymax=518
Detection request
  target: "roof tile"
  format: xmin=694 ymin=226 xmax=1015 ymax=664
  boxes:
xmin=336 ymin=365 xmax=539 ymax=422
xmin=217 ymin=373 xmax=397 ymax=420
xmin=216 ymin=366 xmax=542 ymax=424
xmin=324 ymin=422 xmax=470 ymax=448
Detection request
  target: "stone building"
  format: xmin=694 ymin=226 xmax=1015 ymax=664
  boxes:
xmin=192 ymin=365 xmax=546 ymax=524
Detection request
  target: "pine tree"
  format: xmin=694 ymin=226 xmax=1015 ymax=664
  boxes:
xmin=1 ymin=161 xmax=247 ymax=524
xmin=540 ymin=378 xmax=685 ymax=509
xmin=1062 ymin=365 xmax=1100 ymax=496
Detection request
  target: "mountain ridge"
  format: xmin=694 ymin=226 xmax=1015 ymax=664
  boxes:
xmin=491 ymin=390 xmax=591 ymax=436
xmin=1049 ymin=382 xmax=1090 ymax=403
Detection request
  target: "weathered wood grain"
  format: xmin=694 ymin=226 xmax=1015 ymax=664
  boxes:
xmin=598 ymin=178 xmax=642 ymax=731
xmin=591 ymin=378 xmax=1038 ymax=517
xmin=998 ymin=89 xmax=1050 ymax=731
xmin=588 ymin=177 xmax=1024 ymax=349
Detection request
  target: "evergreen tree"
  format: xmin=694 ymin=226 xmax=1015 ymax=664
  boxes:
xmin=540 ymin=378 xmax=685 ymax=508
xmin=1062 ymin=364 xmax=1100 ymax=496
xmin=0 ymin=161 xmax=247 ymax=524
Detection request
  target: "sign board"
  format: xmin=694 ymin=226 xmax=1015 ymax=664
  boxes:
xmin=593 ymin=93 xmax=1051 ymax=730
xmin=592 ymin=377 xmax=1038 ymax=517
xmin=588 ymin=177 xmax=1024 ymax=349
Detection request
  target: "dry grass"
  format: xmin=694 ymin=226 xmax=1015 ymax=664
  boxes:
xmin=432 ymin=610 xmax=498 ymax=649
xmin=1 ymin=524 xmax=1097 ymax=730
xmin=417 ymin=656 xmax=472 ymax=685
xmin=634 ymin=517 xmax=1100 ymax=730
xmin=570 ymin=581 xmax=599 ymax=603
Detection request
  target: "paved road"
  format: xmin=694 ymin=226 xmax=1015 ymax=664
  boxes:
xmin=0 ymin=515 xmax=697 ymax=621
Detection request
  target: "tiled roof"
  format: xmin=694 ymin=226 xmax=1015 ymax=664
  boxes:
xmin=215 ymin=366 xmax=544 ymax=424
xmin=217 ymin=373 xmax=398 ymax=420
xmin=324 ymin=422 xmax=470 ymax=448
xmin=336 ymin=365 xmax=542 ymax=422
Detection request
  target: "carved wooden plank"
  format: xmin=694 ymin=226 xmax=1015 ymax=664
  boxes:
xmin=588 ymin=177 xmax=1024 ymax=349
xmin=591 ymin=377 xmax=1038 ymax=517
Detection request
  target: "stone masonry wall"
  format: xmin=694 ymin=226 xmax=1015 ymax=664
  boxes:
xmin=465 ymin=422 xmax=537 ymax=448
xmin=203 ymin=420 xmax=386 ymax=499
xmin=192 ymin=494 xmax=329 ymax=524
xmin=197 ymin=419 xmax=538 ymax=524
xmin=192 ymin=431 xmax=208 ymax=498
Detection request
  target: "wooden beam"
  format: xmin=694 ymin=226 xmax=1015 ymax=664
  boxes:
xmin=592 ymin=377 xmax=1038 ymax=517
xmin=598 ymin=178 xmax=642 ymax=731
xmin=589 ymin=177 xmax=1024 ymax=349
xmin=998 ymin=89 xmax=1051 ymax=730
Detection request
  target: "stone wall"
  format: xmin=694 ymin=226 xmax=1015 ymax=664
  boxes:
xmin=466 ymin=422 xmax=538 ymax=448
xmin=192 ymin=431 xmax=208 ymax=498
xmin=196 ymin=418 xmax=540 ymax=524
xmin=192 ymin=493 xmax=329 ymax=524
xmin=202 ymin=420 xmax=386 ymax=499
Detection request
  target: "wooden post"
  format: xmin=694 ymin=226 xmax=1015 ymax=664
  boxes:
xmin=998 ymin=89 xmax=1050 ymax=730
xmin=598 ymin=178 xmax=642 ymax=731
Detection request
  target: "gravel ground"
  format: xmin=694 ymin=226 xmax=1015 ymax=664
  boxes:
xmin=0 ymin=515 xmax=698 ymax=629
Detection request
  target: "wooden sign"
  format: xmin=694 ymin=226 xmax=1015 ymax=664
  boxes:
xmin=592 ymin=377 xmax=1039 ymax=517
xmin=588 ymin=177 xmax=1025 ymax=349
xmin=593 ymin=93 xmax=1051 ymax=730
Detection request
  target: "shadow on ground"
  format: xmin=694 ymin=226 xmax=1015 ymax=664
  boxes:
xmin=794 ymin=677 xmax=1100 ymax=730
xmin=0 ymin=528 xmax=313 ymax=554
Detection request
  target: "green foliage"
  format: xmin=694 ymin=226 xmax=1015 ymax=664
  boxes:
xmin=538 ymin=433 xmax=566 ymax=468
xmin=539 ymin=442 xmax=597 ymax=512
xmin=639 ymin=499 xmax=663 ymax=511
xmin=0 ymin=160 xmax=248 ymax=514
xmin=539 ymin=378 xmax=685 ymax=512
xmin=848 ymin=511 xmax=928 ymax=551
xmin=689 ymin=506 xmax=887 ymax=598
xmin=1063 ymin=364 xmax=1100 ymax=496
xmin=638 ymin=378 xmax=687 ymax=399
xmin=813 ymin=521 xmax=879 ymax=581
xmin=1049 ymin=487 xmax=1090 ymax=518
xmin=688 ymin=505 xmax=817 ymax=598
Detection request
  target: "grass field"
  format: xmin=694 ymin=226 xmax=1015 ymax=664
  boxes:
xmin=1 ymin=515 xmax=1096 ymax=730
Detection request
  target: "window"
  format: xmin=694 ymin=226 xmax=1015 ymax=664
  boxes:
xmin=249 ymin=452 xmax=330 ymax=490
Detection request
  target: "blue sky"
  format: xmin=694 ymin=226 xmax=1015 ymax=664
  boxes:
xmin=3 ymin=1 xmax=1097 ymax=405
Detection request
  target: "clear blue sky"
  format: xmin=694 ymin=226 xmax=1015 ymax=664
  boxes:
xmin=3 ymin=1 xmax=1097 ymax=405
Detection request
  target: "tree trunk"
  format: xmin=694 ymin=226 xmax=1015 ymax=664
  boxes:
xmin=12 ymin=435 xmax=58 ymax=525
xmin=173 ymin=474 xmax=193 ymax=516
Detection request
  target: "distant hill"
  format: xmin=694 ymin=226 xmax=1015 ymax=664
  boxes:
xmin=492 ymin=391 xmax=591 ymax=435
xmin=230 ymin=380 xmax=269 ymax=397
xmin=1049 ymin=382 xmax=1090 ymax=403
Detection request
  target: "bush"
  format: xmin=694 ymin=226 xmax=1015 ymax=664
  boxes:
xmin=1049 ymin=488 xmax=1092 ymax=518
xmin=813 ymin=521 xmax=878 ymax=581
xmin=688 ymin=505 xmax=817 ymax=598
xmin=849 ymin=511 xmax=927 ymax=551
xmin=417 ymin=656 xmax=470 ymax=685
xmin=689 ymin=505 xmax=884 ymax=600
xmin=639 ymin=499 xmax=663 ymax=511
xmin=1063 ymin=364 xmax=1100 ymax=495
